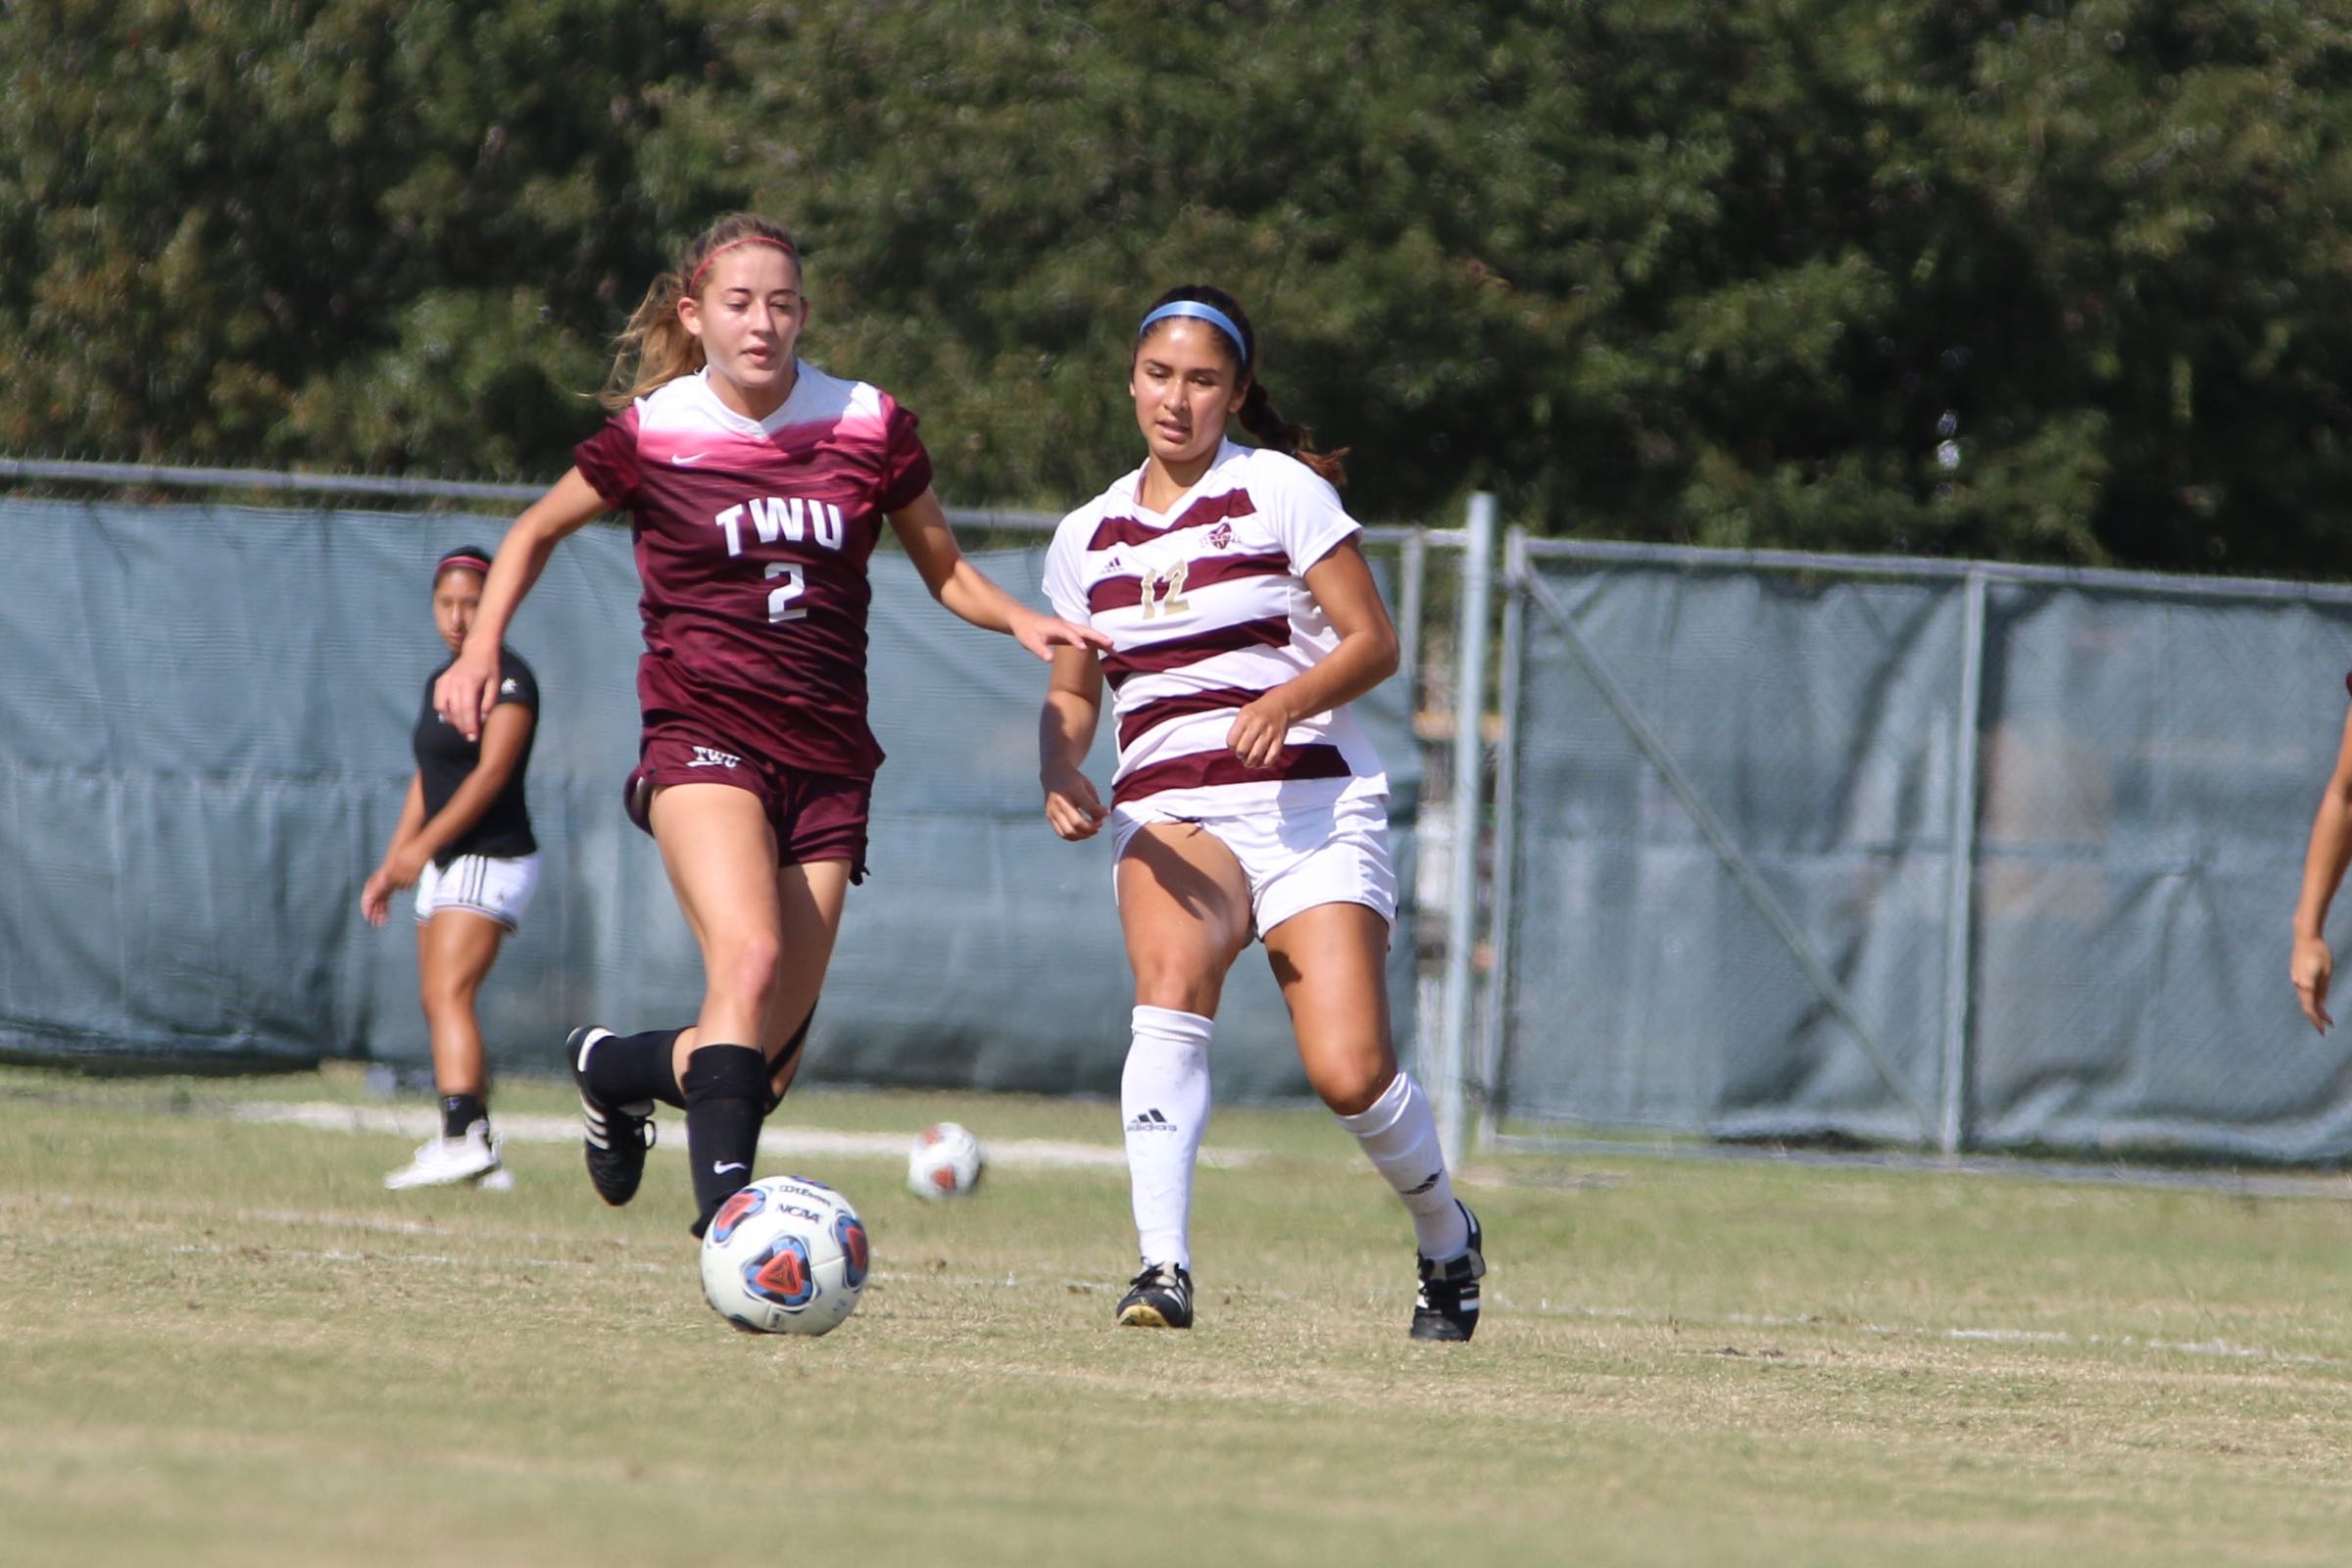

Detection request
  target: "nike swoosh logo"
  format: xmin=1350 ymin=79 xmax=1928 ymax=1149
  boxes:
xmin=673 ymin=451 xmax=712 ymax=465
xmin=713 ymin=1160 xmax=748 ymax=1175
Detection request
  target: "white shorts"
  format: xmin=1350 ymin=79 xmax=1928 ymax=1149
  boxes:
xmin=1111 ymin=796 xmax=1396 ymax=940
xmin=414 ymin=853 xmax=541 ymax=932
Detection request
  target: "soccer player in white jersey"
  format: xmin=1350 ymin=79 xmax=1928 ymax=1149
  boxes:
xmin=1038 ymin=285 xmax=1487 ymax=1341
xmin=438 ymin=213 xmax=1106 ymax=1240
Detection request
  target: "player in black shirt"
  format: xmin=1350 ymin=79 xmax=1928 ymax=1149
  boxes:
xmin=363 ymin=546 xmax=543 ymax=1190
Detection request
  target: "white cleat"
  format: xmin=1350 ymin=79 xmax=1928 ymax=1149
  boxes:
xmin=383 ymin=1122 xmax=506 ymax=1190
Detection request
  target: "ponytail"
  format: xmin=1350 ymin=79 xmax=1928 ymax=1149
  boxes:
xmin=1136 ymin=284 xmax=1348 ymax=487
xmin=599 ymin=271 xmax=695 ymax=410
xmin=1236 ymin=380 xmax=1348 ymax=488
xmin=600 ymin=214 xmax=801 ymax=410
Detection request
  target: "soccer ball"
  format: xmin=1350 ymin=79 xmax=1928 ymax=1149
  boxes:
xmin=906 ymin=1121 xmax=985 ymax=1200
xmin=698 ymin=1175 xmax=869 ymax=1336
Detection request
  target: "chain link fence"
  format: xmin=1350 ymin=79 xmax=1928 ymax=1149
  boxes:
xmin=1474 ymin=535 xmax=2352 ymax=1162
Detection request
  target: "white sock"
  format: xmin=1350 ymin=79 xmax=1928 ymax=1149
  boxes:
xmin=1336 ymin=1070 xmax=1470 ymax=1260
xmin=1122 ymin=1004 xmax=1213 ymax=1271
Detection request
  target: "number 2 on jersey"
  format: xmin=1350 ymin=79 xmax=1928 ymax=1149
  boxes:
xmin=764 ymin=563 xmax=807 ymax=623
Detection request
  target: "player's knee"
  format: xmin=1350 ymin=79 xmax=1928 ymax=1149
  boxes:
xmin=1128 ymin=957 xmax=1223 ymax=1017
xmin=709 ymin=931 xmax=785 ymax=1009
xmin=1309 ymin=1054 xmax=1395 ymax=1118
xmin=417 ymin=970 xmax=480 ymax=1015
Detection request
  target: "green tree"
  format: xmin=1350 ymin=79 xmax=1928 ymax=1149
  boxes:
xmin=8 ymin=0 xmax=2352 ymax=572
xmin=0 ymin=0 xmax=735 ymax=476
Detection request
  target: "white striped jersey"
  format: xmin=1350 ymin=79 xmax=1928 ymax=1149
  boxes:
xmin=1042 ymin=440 xmax=1389 ymax=818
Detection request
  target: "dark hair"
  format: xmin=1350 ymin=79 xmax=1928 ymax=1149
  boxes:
xmin=601 ymin=213 xmax=803 ymax=410
xmin=434 ymin=545 xmax=493 ymax=583
xmin=1136 ymin=284 xmax=1348 ymax=486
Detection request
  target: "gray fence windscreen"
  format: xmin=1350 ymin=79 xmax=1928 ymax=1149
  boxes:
xmin=0 ymin=500 xmax=1418 ymax=1102
xmin=1499 ymin=555 xmax=2352 ymax=1161
xmin=1500 ymin=566 xmax=1963 ymax=1147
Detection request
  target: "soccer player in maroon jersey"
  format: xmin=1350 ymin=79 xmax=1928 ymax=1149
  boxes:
xmin=1037 ymin=285 xmax=1486 ymax=1341
xmin=435 ymin=213 xmax=1107 ymax=1237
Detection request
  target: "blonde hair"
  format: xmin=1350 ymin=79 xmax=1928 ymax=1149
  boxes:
xmin=599 ymin=214 xmax=802 ymax=410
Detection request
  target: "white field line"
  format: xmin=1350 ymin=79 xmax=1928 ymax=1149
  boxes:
xmin=1528 ymin=1298 xmax=2344 ymax=1368
xmin=221 ymin=1100 xmax=1256 ymax=1169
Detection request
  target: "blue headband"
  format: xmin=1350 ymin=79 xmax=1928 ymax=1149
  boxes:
xmin=1138 ymin=300 xmax=1250 ymax=366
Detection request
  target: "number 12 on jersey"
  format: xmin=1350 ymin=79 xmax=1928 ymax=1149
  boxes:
xmin=1139 ymin=560 xmax=1190 ymax=620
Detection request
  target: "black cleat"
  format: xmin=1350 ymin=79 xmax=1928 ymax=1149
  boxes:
xmin=1115 ymin=1262 xmax=1194 ymax=1329
xmin=1409 ymin=1204 xmax=1485 ymax=1343
xmin=568 ymin=1025 xmax=655 ymax=1206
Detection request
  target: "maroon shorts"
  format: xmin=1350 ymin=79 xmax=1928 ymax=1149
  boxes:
xmin=625 ymin=725 xmax=872 ymax=881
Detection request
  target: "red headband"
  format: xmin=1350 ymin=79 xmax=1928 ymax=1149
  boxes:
xmin=436 ymin=554 xmax=490 ymax=577
xmin=687 ymin=234 xmax=800 ymax=296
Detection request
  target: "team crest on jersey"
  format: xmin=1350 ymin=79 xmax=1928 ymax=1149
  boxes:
xmin=1207 ymin=522 xmax=1233 ymax=550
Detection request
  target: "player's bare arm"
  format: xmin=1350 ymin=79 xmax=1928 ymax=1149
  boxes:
xmin=1226 ymin=538 xmax=1399 ymax=769
xmin=401 ymin=702 xmax=536 ymax=866
xmin=887 ymin=489 xmax=1113 ymax=660
xmin=435 ymin=468 xmax=609 ymax=738
xmin=361 ymin=773 xmax=430 ymax=926
xmin=2291 ymin=701 xmax=2352 ymax=1031
xmin=1039 ymin=646 xmax=1108 ymax=841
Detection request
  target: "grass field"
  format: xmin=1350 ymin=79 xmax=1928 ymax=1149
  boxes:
xmin=4 ymin=1064 xmax=2352 ymax=1566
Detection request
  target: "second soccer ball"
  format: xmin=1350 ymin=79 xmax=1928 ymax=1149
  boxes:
xmin=906 ymin=1121 xmax=985 ymax=1200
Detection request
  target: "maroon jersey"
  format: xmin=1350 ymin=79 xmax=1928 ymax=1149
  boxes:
xmin=573 ymin=364 xmax=934 ymax=778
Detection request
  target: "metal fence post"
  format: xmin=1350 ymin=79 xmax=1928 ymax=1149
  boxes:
xmin=1936 ymin=568 xmax=1988 ymax=1155
xmin=1395 ymin=529 xmax=1428 ymax=715
xmin=1474 ymin=525 xmax=1530 ymax=1150
xmin=1434 ymin=493 xmax=1495 ymax=1169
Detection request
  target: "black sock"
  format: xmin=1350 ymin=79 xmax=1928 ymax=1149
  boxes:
xmin=440 ymin=1093 xmax=487 ymax=1140
xmin=681 ymin=1043 xmax=768 ymax=1236
xmin=586 ymin=1028 xmax=687 ymax=1109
